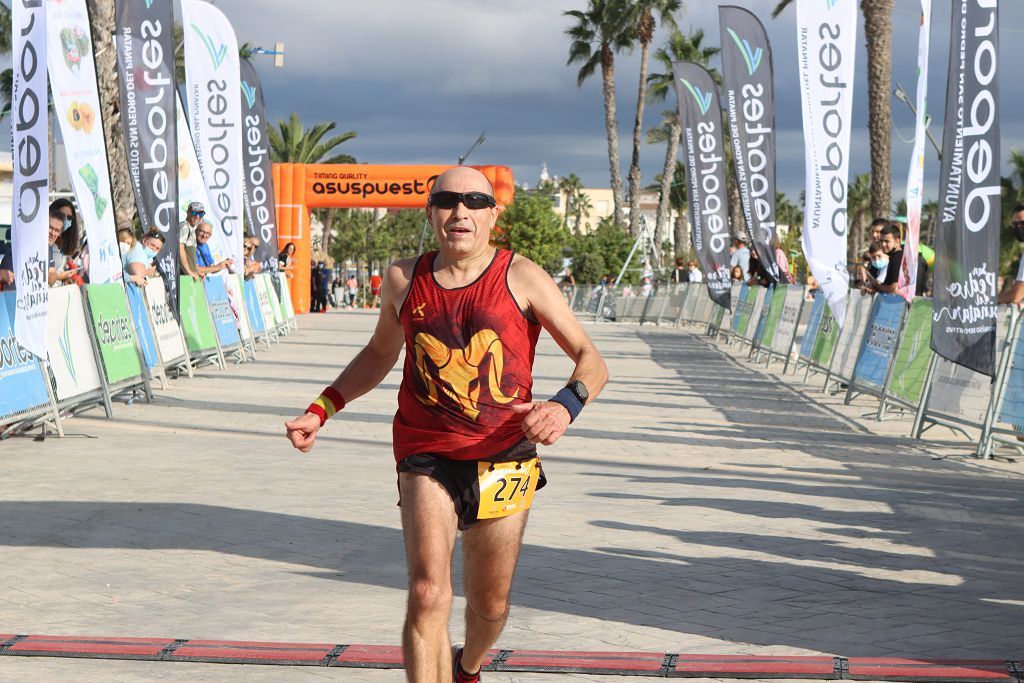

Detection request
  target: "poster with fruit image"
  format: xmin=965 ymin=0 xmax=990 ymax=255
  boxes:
xmin=46 ymin=0 xmax=121 ymax=285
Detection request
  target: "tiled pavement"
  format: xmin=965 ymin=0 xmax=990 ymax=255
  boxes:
xmin=0 ymin=310 xmax=1021 ymax=682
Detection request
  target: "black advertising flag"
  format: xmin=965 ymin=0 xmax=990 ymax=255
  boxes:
xmin=239 ymin=58 xmax=280 ymax=273
xmin=931 ymin=0 xmax=999 ymax=377
xmin=114 ymin=0 xmax=179 ymax=314
xmin=673 ymin=62 xmax=732 ymax=309
xmin=719 ymin=5 xmax=779 ymax=283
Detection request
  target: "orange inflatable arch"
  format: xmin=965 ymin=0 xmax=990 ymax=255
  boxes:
xmin=273 ymin=164 xmax=515 ymax=313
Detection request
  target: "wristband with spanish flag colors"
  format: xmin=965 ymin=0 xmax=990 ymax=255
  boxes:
xmin=306 ymin=386 xmax=346 ymax=426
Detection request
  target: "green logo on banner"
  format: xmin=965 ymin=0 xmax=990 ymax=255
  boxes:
xmin=87 ymin=284 xmax=142 ymax=385
xmin=192 ymin=24 xmax=227 ymax=68
xmin=727 ymin=28 xmax=763 ymax=75
xmin=241 ymin=80 xmax=257 ymax=109
xmin=681 ymin=78 xmax=713 ymax=115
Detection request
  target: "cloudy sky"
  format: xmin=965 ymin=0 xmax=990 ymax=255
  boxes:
xmin=9 ymin=0 xmax=1024 ymax=209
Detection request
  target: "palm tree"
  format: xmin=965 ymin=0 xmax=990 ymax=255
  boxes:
xmin=772 ymin=0 xmax=894 ymax=218
xmin=565 ymin=1 xmax=634 ymax=228
xmin=647 ymin=29 xmax=720 ymax=255
xmin=847 ymin=173 xmax=872 ymax=267
xmin=624 ymin=0 xmax=680 ymax=238
xmin=559 ymin=174 xmax=585 ymax=233
xmin=268 ymin=113 xmax=357 ymax=253
xmin=87 ymin=0 xmax=134 ymax=228
xmin=668 ymin=160 xmax=688 ymax=253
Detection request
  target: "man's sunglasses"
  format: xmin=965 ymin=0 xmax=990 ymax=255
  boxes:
xmin=190 ymin=211 xmax=206 ymax=217
xmin=1013 ymin=220 xmax=1024 ymax=229
xmin=428 ymin=191 xmax=496 ymax=210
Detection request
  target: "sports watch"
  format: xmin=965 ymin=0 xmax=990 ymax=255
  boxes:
xmin=567 ymin=379 xmax=589 ymax=404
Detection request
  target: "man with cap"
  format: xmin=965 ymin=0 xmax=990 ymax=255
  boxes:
xmin=178 ymin=201 xmax=205 ymax=280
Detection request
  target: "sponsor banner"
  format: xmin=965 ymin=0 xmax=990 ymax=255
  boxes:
xmin=852 ymin=293 xmax=906 ymax=391
xmin=997 ymin=318 xmax=1024 ymax=430
xmin=744 ymin=286 xmax=767 ymax=342
xmin=810 ymin=301 xmax=840 ymax=369
xmin=760 ymin=284 xmax=788 ymax=349
xmin=263 ymin=273 xmax=285 ymax=326
xmin=772 ymin=286 xmax=806 ymax=357
xmin=673 ymin=62 xmax=732 ymax=309
xmin=239 ymin=58 xmax=279 ymax=273
xmin=832 ymin=291 xmax=873 ymax=382
xmin=897 ymin=0 xmax=932 ymax=302
xmin=732 ymin=283 xmax=752 ymax=335
xmin=799 ymin=292 xmax=826 ymax=361
xmin=45 ymin=285 xmax=103 ymax=401
xmin=931 ymin=0 xmax=999 ymax=376
xmin=182 ymin=0 xmax=244 ymax=269
xmin=179 ymin=276 xmax=218 ymax=353
xmin=175 ymin=92 xmax=214 ymax=224
xmin=795 ymin=0 xmax=857 ymax=328
xmin=115 ymin=0 xmax=180 ymax=312
xmin=11 ymin=0 xmax=50 ymax=359
xmin=230 ymin=274 xmax=253 ymax=342
xmin=888 ymin=297 xmax=934 ymax=406
xmin=719 ymin=5 xmax=779 ymax=282
xmin=0 ymin=292 xmax=50 ymax=416
xmin=928 ymin=307 xmax=1008 ymax=423
xmin=144 ymin=276 xmax=186 ymax=363
xmin=254 ymin=273 xmax=278 ymax=329
xmin=86 ymin=283 xmax=142 ymax=384
xmin=204 ymin=275 xmax=241 ymax=349
xmin=277 ymin=272 xmax=295 ymax=320
xmin=45 ymin=0 xmax=121 ymax=285
xmin=125 ymin=283 xmax=158 ymax=370
xmin=243 ymin=277 xmax=267 ymax=335
xmin=751 ymin=284 xmax=774 ymax=346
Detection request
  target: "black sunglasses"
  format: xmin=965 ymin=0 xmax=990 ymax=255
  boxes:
xmin=428 ymin=191 xmax=496 ymax=210
xmin=1013 ymin=220 xmax=1024 ymax=229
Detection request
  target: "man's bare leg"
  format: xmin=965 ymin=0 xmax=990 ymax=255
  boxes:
xmin=399 ymin=472 xmax=458 ymax=683
xmin=459 ymin=510 xmax=530 ymax=673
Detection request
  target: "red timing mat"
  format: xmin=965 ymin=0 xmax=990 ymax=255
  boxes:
xmin=0 ymin=633 xmax=1020 ymax=681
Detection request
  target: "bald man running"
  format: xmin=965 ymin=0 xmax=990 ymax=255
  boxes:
xmin=286 ymin=167 xmax=608 ymax=683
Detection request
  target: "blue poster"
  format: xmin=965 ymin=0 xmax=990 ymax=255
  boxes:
xmin=752 ymin=285 xmax=774 ymax=346
xmin=800 ymin=293 xmax=825 ymax=360
xmin=731 ymin=283 xmax=749 ymax=334
xmin=126 ymin=284 xmax=159 ymax=369
xmin=0 ymin=291 xmax=50 ymax=417
xmin=998 ymin=320 xmax=1024 ymax=430
xmin=203 ymin=276 xmax=241 ymax=349
xmin=243 ymin=279 xmax=267 ymax=335
xmin=852 ymin=293 xmax=906 ymax=391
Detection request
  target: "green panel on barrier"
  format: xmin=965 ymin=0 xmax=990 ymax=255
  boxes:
xmin=87 ymin=283 xmax=142 ymax=384
xmin=265 ymin=275 xmax=285 ymax=326
xmin=179 ymin=277 xmax=218 ymax=353
xmin=760 ymin=285 xmax=787 ymax=349
xmin=810 ymin=307 xmax=839 ymax=367
xmin=736 ymin=287 xmax=754 ymax=336
xmin=887 ymin=298 xmax=933 ymax=405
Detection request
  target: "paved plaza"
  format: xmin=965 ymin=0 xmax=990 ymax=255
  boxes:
xmin=0 ymin=311 xmax=1022 ymax=681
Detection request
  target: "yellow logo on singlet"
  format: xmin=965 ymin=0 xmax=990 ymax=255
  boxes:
xmin=413 ymin=329 xmax=519 ymax=420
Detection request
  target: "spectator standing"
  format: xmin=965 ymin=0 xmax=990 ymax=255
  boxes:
xmin=730 ymin=237 xmax=751 ymax=280
xmin=369 ymin=269 xmax=383 ymax=308
xmin=673 ymin=257 xmax=690 ymax=283
xmin=194 ymin=222 xmax=233 ymax=277
xmin=999 ymin=205 xmax=1024 ymax=305
xmin=278 ymin=243 xmax=296 ymax=280
xmin=863 ymin=224 xmax=903 ymax=295
xmin=47 ymin=209 xmax=77 ymax=287
xmin=123 ymin=229 xmax=165 ymax=286
xmin=178 ymin=202 xmax=205 ymax=280
xmin=689 ymin=261 xmax=703 ymax=283
xmin=346 ymin=273 xmax=358 ymax=308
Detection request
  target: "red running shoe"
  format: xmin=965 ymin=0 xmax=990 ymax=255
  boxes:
xmin=453 ymin=647 xmax=481 ymax=683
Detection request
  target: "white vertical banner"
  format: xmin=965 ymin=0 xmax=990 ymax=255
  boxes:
xmin=175 ymin=92 xmax=215 ymax=225
xmin=181 ymin=0 xmax=244 ymax=269
xmin=11 ymin=0 xmax=50 ymax=359
xmin=897 ymin=0 xmax=931 ymax=303
xmin=45 ymin=0 xmax=121 ymax=285
xmin=796 ymin=0 xmax=857 ymax=328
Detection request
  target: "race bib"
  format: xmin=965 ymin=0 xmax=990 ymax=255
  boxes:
xmin=477 ymin=458 xmax=539 ymax=520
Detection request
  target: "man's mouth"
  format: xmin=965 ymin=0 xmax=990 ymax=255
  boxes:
xmin=448 ymin=226 xmax=472 ymax=234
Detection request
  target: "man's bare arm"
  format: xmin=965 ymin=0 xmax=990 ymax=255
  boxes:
xmin=998 ymin=281 xmax=1024 ymax=305
xmin=507 ymin=256 xmax=608 ymax=445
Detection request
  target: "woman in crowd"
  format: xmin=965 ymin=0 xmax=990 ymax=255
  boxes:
xmin=730 ymin=265 xmax=744 ymax=282
xmin=243 ymin=237 xmax=263 ymax=280
xmin=688 ymin=260 xmax=703 ymax=283
xmin=278 ymin=242 xmax=296 ymax=280
xmin=122 ymin=228 xmax=164 ymax=286
xmin=50 ymin=198 xmax=85 ymax=284
xmin=47 ymin=209 xmax=78 ymax=287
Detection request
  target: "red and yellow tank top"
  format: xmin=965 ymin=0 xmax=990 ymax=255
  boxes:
xmin=394 ymin=249 xmax=541 ymax=462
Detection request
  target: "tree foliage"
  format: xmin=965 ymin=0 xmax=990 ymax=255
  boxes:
xmin=499 ymin=189 xmax=569 ymax=273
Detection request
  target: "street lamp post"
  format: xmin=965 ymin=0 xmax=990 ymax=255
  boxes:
xmin=893 ymin=82 xmax=941 ymax=160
